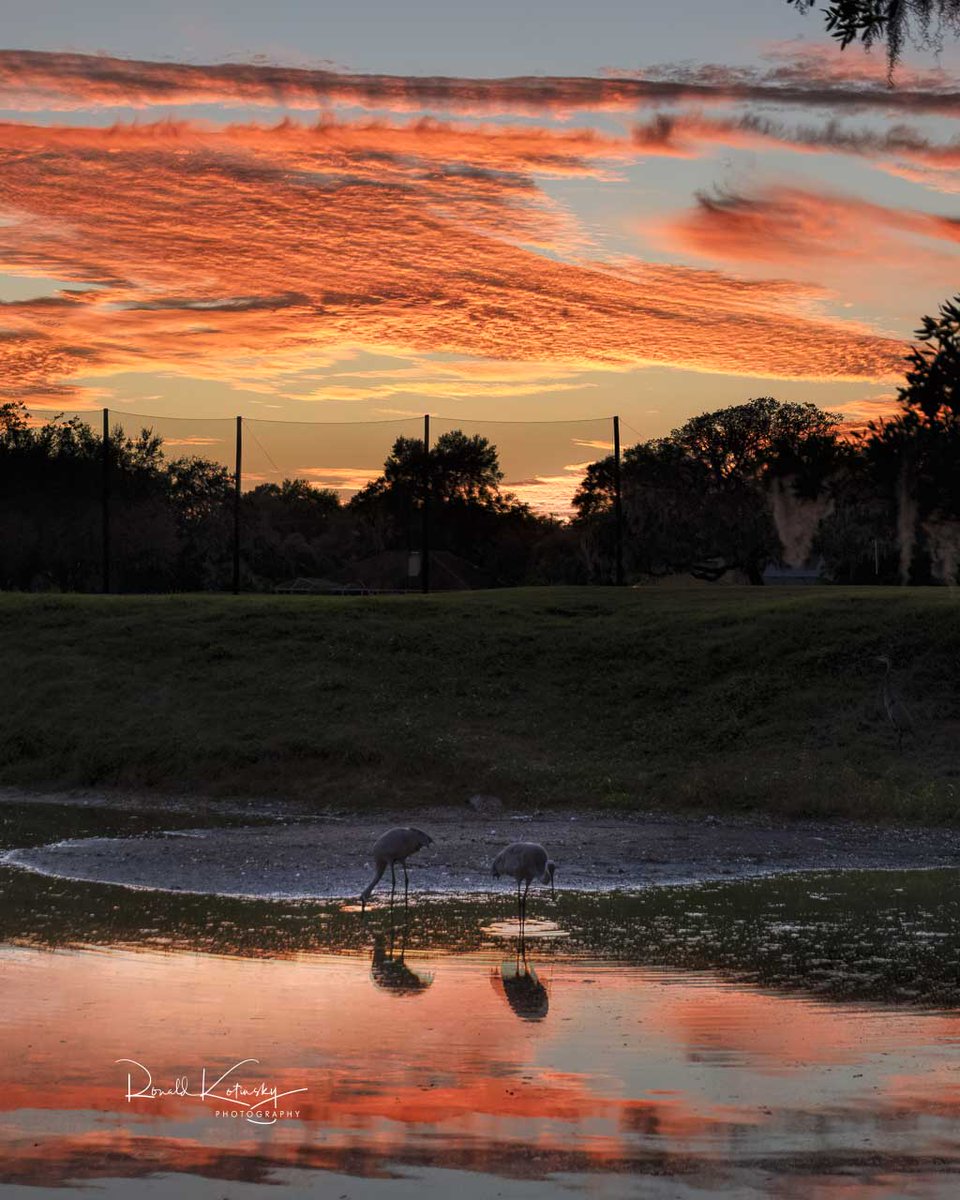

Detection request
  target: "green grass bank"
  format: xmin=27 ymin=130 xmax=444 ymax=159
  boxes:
xmin=1 ymin=587 xmax=958 ymax=820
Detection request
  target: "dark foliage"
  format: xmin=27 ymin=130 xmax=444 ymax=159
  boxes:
xmin=572 ymin=300 xmax=960 ymax=586
xmin=349 ymin=430 xmax=559 ymax=584
xmin=0 ymin=402 xmax=233 ymax=591
xmin=6 ymin=294 xmax=960 ymax=592
xmin=0 ymin=405 xmax=561 ymax=591
xmin=788 ymin=0 xmax=960 ymax=63
xmin=573 ymin=398 xmax=843 ymax=584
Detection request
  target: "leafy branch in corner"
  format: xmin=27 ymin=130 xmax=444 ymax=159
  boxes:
xmin=787 ymin=0 xmax=960 ymax=63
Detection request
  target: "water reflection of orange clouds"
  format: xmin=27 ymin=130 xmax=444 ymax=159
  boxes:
xmin=6 ymin=943 xmax=960 ymax=1192
xmin=0 ymin=948 xmax=763 ymax=1185
xmin=651 ymin=986 xmax=900 ymax=1067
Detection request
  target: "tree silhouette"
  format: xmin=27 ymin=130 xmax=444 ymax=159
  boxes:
xmin=574 ymin=398 xmax=842 ymax=584
xmin=896 ymin=294 xmax=960 ymax=425
xmin=242 ymin=480 xmax=345 ymax=583
xmin=349 ymin=429 xmax=548 ymax=582
xmin=788 ymin=0 xmax=960 ymax=62
xmin=1 ymin=409 xmax=354 ymax=591
xmin=851 ymin=296 xmax=960 ymax=581
xmin=351 ymin=430 xmax=507 ymax=512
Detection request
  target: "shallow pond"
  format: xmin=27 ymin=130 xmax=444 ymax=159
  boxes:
xmin=3 ymin=863 xmax=960 ymax=1198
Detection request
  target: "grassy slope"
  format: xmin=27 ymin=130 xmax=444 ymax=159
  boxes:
xmin=1 ymin=587 xmax=958 ymax=820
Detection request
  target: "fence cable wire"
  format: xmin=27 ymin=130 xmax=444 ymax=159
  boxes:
xmin=245 ymin=422 xmax=282 ymax=476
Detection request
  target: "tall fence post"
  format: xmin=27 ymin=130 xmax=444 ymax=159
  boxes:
xmin=101 ymin=407 xmax=111 ymax=594
xmin=233 ymin=415 xmax=242 ymax=595
xmin=613 ymin=414 xmax=624 ymax=586
xmin=421 ymin=413 xmax=431 ymax=594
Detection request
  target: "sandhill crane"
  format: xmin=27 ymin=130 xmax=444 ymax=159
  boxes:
xmin=492 ymin=841 xmax=556 ymax=933
xmin=360 ymin=827 xmax=433 ymax=911
xmin=875 ymin=655 xmax=914 ymax=753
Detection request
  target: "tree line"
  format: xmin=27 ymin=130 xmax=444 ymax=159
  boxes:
xmin=2 ymin=293 xmax=959 ymax=590
xmin=573 ymin=295 xmax=960 ymax=585
xmin=0 ymin=407 xmax=567 ymax=591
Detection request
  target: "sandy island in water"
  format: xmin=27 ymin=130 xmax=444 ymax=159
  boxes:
xmin=4 ymin=791 xmax=960 ymax=900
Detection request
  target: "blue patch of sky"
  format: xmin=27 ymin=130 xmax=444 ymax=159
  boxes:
xmin=1 ymin=1 xmax=828 ymax=76
xmin=0 ymin=272 xmax=96 ymax=301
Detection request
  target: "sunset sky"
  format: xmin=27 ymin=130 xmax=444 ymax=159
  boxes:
xmin=3 ymin=1 xmax=960 ymax=504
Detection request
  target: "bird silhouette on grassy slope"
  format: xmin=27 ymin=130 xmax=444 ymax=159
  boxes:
xmin=875 ymin=655 xmax=914 ymax=753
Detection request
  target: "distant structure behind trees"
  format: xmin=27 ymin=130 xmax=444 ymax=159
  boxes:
xmin=2 ymin=293 xmax=960 ymax=592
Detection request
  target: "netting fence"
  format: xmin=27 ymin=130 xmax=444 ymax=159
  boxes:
xmin=3 ymin=408 xmax=625 ymax=593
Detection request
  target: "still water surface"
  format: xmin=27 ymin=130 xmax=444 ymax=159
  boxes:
xmin=3 ymin=865 xmax=960 ymax=1198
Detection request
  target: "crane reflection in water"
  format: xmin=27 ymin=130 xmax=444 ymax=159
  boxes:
xmin=369 ymin=896 xmax=434 ymax=995
xmin=492 ymin=933 xmax=550 ymax=1021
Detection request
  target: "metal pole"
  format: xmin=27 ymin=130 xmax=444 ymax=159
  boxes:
xmin=233 ymin=415 xmax=242 ymax=594
xmin=421 ymin=413 xmax=431 ymax=594
xmin=101 ymin=407 xmax=110 ymax=594
xmin=613 ymin=414 xmax=624 ymax=586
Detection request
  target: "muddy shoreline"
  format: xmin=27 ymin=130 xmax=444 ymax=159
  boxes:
xmin=4 ymin=789 xmax=960 ymax=900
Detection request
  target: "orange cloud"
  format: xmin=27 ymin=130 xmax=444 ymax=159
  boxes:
xmin=631 ymin=111 xmax=960 ymax=191
xmin=292 ymin=466 xmax=384 ymax=491
xmin=508 ymin=466 xmax=595 ymax=515
xmin=837 ymin=392 xmax=902 ymax=433
xmin=314 ymin=357 xmax=596 ymax=405
xmin=655 ymin=184 xmax=960 ymax=270
xmin=0 ymin=114 xmax=639 ymax=180
xmin=0 ymin=119 xmax=906 ymax=408
xmin=3 ymin=47 xmax=960 ymax=117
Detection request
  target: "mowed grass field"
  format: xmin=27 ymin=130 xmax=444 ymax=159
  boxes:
xmin=1 ymin=587 xmax=958 ymax=821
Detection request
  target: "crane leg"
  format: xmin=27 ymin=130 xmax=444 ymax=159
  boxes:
xmin=523 ymin=878 xmax=530 ymax=935
xmin=390 ymin=861 xmax=396 ymax=905
xmin=403 ymin=860 xmax=409 ymax=905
